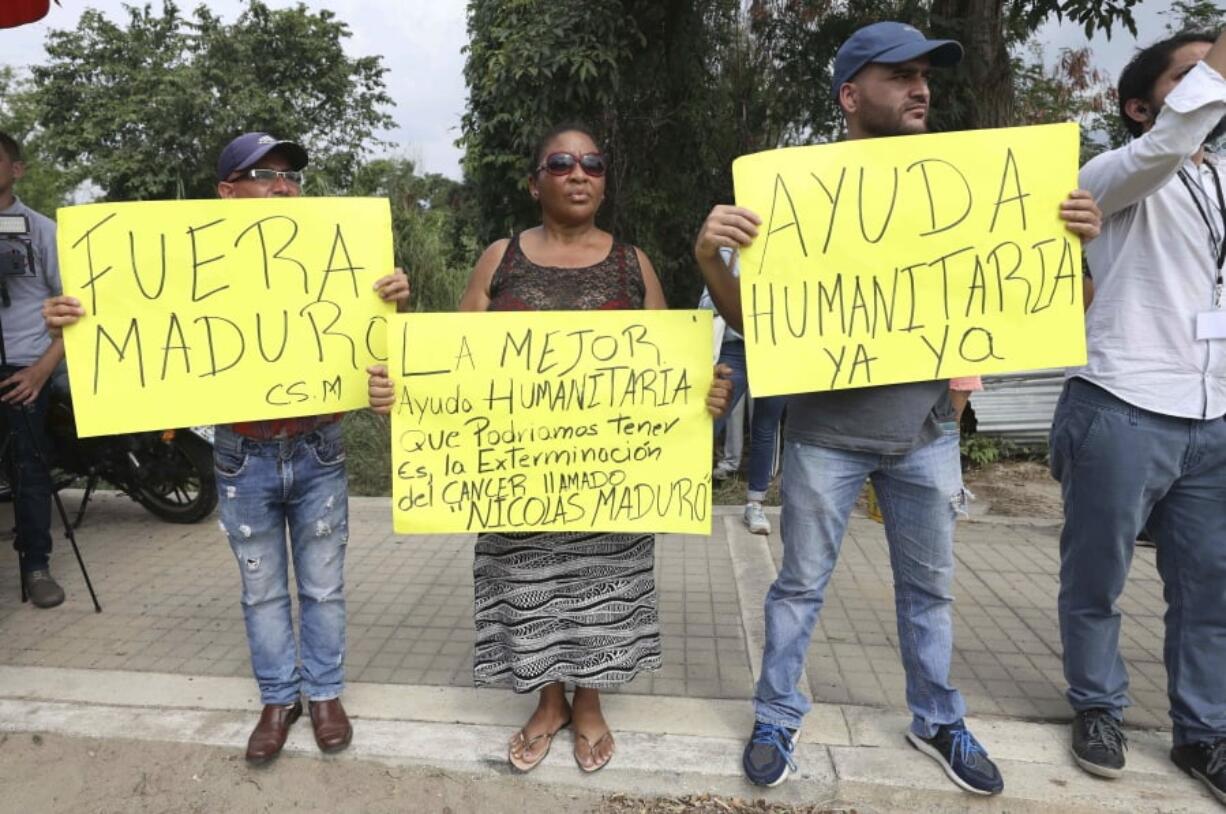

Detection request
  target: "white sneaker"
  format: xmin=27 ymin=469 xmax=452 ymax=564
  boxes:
xmin=744 ymin=502 xmax=770 ymax=535
xmin=713 ymin=463 xmax=737 ymax=481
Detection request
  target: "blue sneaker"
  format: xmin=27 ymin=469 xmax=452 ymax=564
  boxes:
xmin=742 ymin=721 xmax=798 ymax=786
xmin=907 ymin=721 xmax=1004 ymax=795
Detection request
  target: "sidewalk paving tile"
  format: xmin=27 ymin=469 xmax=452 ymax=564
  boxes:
xmin=0 ymin=494 xmax=1178 ymax=735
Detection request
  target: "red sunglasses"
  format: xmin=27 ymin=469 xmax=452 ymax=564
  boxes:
xmin=536 ymin=151 xmax=608 ymax=177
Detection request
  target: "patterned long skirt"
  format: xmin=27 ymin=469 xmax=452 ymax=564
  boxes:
xmin=472 ymin=531 xmax=662 ymax=693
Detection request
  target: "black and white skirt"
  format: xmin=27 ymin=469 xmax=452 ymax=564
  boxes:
xmin=472 ymin=531 xmax=662 ymax=692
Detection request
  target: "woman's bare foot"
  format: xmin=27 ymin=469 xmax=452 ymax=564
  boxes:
xmin=571 ymin=686 xmax=615 ymax=772
xmin=508 ymin=683 xmax=571 ymax=771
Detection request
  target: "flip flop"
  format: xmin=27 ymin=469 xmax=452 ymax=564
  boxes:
xmin=574 ymin=729 xmax=615 ymax=773
xmin=508 ymin=717 xmax=571 ymax=773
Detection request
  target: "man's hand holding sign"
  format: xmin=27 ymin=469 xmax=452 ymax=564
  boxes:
xmin=700 ymin=123 xmax=1101 ymax=397
xmin=693 ymin=21 xmax=1105 ymax=797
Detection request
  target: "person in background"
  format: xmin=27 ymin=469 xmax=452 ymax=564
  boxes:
xmin=0 ymin=130 xmax=65 ymax=609
xmin=700 ymin=277 xmax=785 ymax=535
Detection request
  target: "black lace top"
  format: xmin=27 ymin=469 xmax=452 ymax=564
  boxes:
xmin=487 ymin=232 xmax=646 ymax=312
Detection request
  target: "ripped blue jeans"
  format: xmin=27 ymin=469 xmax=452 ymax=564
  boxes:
xmin=215 ymin=422 xmax=349 ymax=705
xmin=755 ymin=429 xmax=968 ymax=737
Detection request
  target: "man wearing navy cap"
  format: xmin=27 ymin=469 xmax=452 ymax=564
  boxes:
xmin=45 ymin=132 xmax=410 ymax=765
xmin=693 ymin=22 xmax=1102 ymax=795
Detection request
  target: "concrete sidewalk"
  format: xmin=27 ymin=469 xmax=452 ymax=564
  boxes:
xmin=0 ymin=494 xmax=1215 ymax=812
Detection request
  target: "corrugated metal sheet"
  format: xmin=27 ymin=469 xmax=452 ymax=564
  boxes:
xmin=972 ymin=369 xmax=1067 ymax=441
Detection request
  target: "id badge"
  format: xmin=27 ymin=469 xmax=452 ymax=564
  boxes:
xmin=1196 ymin=310 xmax=1226 ymax=340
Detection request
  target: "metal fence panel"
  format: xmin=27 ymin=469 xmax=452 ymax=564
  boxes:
xmin=973 ymin=370 xmax=1067 ymax=442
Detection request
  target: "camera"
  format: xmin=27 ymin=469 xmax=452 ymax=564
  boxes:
xmin=0 ymin=214 xmax=36 ymax=307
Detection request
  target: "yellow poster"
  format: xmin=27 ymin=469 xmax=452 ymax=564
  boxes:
xmin=56 ymin=198 xmax=395 ymax=436
xmin=388 ymin=310 xmax=714 ymax=535
xmin=732 ymin=122 xmax=1085 ymax=396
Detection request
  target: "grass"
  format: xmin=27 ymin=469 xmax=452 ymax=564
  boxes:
xmin=342 ymin=410 xmax=393 ymax=497
xmin=711 ymin=468 xmax=781 ymax=506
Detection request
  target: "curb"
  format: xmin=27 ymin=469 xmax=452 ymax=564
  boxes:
xmin=0 ymin=667 xmax=1219 ymax=813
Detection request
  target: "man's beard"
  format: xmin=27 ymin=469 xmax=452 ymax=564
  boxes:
xmin=861 ymin=106 xmax=927 ymax=138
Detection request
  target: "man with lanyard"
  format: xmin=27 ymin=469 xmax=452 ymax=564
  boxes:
xmin=1052 ymin=29 xmax=1226 ymax=803
xmin=44 ymin=133 xmax=410 ymax=765
xmin=695 ymin=22 xmax=1102 ymax=796
xmin=0 ymin=130 xmax=66 ymax=608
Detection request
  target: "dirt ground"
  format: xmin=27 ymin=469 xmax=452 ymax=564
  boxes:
xmin=0 ymin=731 xmax=860 ymax=814
xmin=962 ymin=459 xmax=1063 ymax=519
xmin=0 ymin=731 xmax=593 ymax=814
xmin=715 ymin=458 xmax=1063 ymax=521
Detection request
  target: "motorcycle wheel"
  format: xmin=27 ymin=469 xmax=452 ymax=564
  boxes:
xmin=132 ymin=433 xmax=218 ymax=523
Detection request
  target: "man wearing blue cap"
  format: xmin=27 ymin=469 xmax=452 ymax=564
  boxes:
xmin=693 ymin=22 xmax=1102 ymax=796
xmin=45 ymin=132 xmax=410 ymax=765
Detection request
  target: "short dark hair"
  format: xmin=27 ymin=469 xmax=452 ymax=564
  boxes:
xmin=528 ymin=122 xmax=602 ymax=175
xmin=0 ymin=131 xmax=21 ymax=163
xmin=1118 ymin=31 xmax=1217 ymax=138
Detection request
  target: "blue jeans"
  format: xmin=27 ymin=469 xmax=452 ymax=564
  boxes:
xmin=1 ymin=366 xmax=53 ymax=574
xmin=215 ymin=422 xmax=349 ymax=705
xmin=1051 ymin=378 xmax=1226 ymax=746
xmin=755 ymin=431 xmax=968 ymax=737
xmin=714 ymin=339 xmax=786 ymax=501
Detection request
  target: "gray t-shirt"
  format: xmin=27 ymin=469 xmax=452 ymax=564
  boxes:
xmin=0 ymin=197 xmax=60 ymax=367
xmin=785 ymin=379 xmax=955 ymax=455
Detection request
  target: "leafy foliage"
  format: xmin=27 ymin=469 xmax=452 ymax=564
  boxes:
xmin=460 ymin=0 xmax=1144 ymax=308
xmin=345 ymin=157 xmax=476 ymax=314
xmin=461 ymin=0 xmax=746 ymax=307
xmin=1012 ymin=42 xmax=1121 ymax=161
xmin=1162 ymin=0 xmax=1226 ymax=33
xmin=26 ymin=0 xmax=393 ymax=201
xmin=0 ymin=66 xmax=73 ymax=214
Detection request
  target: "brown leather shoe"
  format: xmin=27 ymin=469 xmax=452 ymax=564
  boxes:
xmin=309 ymin=698 xmax=353 ymax=753
xmin=245 ymin=701 xmax=302 ymax=765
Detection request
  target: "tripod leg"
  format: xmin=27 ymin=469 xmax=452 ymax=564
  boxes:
xmin=1 ymin=434 xmax=24 ymax=602
xmin=50 ymin=486 xmax=100 ymax=612
xmin=17 ymin=548 xmax=27 ymax=603
xmin=74 ymin=475 xmax=97 ymax=529
xmin=10 ymin=396 xmax=101 ymax=612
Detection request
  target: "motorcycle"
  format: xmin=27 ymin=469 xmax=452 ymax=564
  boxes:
xmin=0 ymin=385 xmax=218 ymax=526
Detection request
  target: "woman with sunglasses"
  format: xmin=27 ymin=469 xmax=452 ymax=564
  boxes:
xmin=370 ymin=123 xmax=730 ymax=774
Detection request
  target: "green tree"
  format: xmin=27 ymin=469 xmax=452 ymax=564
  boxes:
xmin=28 ymin=0 xmax=393 ymax=201
xmin=461 ymin=0 xmax=745 ymax=307
xmin=1163 ymin=0 xmax=1226 ymax=33
xmin=927 ymin=0 xmax=1140 ymax=131
xmin=1011 ymin=42 xmax=1119 ymax=160
xmin=346 ymin=156 xmax=476 ymax=313
xmin=0 ymin=66 xmax=73 ymax=215
xmin=739 ymin=0 xmax=1141 ymax=136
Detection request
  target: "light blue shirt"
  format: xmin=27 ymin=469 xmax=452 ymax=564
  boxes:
xmin=0 ymin=196 xmax=60 ymax=367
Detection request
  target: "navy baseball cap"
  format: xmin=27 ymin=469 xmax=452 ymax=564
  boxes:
xmin=831 ymin=22 xmax=963 ymax=100
xmin=216 ymin=132 xmax=308 ymax=181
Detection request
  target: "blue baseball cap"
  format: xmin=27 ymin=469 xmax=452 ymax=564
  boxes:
xmin=831 ymin=22 xmax=963 ymax=100
xmin=216 ymin=132 xmax=308 ymax=181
